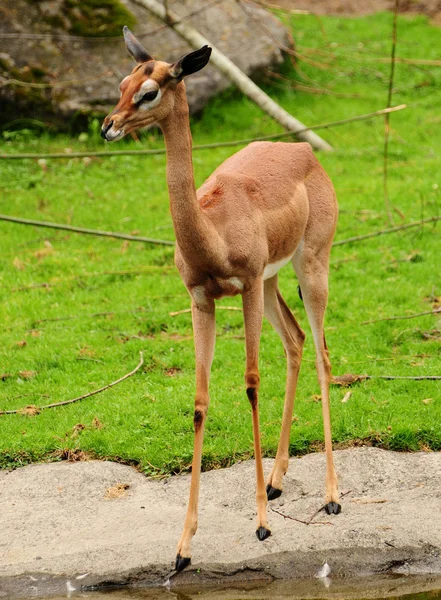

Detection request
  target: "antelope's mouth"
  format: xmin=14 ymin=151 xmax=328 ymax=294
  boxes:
xmin=101 ymin=120 xmax=125 ymax=142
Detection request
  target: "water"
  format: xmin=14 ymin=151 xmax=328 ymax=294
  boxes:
xmin=12 ymin=574 xmax=441 ymax=600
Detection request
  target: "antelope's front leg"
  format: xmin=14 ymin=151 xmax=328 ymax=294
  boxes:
xmin=175 ymin=299 xmax=216 ymax=572
xmin=242 ymin=280 xmax=271 ymax=541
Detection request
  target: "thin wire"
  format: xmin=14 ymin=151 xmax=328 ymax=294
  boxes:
xmin=0 ymin=0 xmax=225 ymax=43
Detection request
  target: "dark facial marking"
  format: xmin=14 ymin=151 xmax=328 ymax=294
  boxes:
xmin=144 ymin=61 xmax=155 ymax=76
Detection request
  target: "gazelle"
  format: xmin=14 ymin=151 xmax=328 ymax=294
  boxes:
xmin=102 ymin=27 xmax=341 ymax=572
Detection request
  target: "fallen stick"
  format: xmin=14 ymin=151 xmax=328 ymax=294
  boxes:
xmin=333 ymin=372 xmax=441 ymax=385
xmin=169 ymin=306 xmax=241 ymax=316
xmin=362 ymin=307 xmax=441 ymax=325
xmin=270 ymin=506 xmax=333 ymax=526
xmin=0 ymin=214 xmax=174 ymax=246
xmin=5 ymin=181 xmax=435 ymax=252
xmin=333 ymin=215 xmax=441 ymax=246
xmin=371 ymin=375 xmax=441 ymax=381
xmin=0 ymin=352 xmax=144 ymax=416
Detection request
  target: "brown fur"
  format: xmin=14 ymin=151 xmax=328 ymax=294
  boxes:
xmin=103 ymin=42 xmax=341 ymax=569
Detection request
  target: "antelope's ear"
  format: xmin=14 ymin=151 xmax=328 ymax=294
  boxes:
xmin=169 ymin=46 xmax=212 ymax=80
xmin=123 ymin=26 xmax=153 ymax=63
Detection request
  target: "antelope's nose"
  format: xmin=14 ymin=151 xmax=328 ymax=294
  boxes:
xmin=101 ymin=120 xmax=114 ymax=140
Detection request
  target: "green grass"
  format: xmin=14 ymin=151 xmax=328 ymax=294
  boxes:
xmin=1 ymin=12 xmax=441 ymax=474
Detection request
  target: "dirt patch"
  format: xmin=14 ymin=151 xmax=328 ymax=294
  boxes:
xmin=0 ymin=447 xmax=441 ymax=597
xmin=104 ymin=482 xmax=131 ymax=499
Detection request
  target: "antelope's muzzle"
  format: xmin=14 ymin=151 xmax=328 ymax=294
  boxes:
xmin=101 ymin=120 xmax=114 ymax=140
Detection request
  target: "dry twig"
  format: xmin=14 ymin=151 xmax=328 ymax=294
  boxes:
xmin=0 ymin=214 xmax=174 ymax=246
xmin=333 ymin=372 xmax=441 ymax=385
xmin=332 ymin=215 xmax=441 ymax=246
xmin=270 ymin=506 xmax=333 ymax=526
xmin=362 ymin=307 xmax=441 ymax=325
xmin=0 ymin=352 xmax=144 ymax=416
xmin=169 ymin=306 xmax=241 ymax=316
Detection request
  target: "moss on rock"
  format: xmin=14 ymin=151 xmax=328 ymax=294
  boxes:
xmin=27 ymin=0 xmax=136 ymax=37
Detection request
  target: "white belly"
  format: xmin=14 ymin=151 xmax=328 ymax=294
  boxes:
xmin=263 ymin=254 xmax=293 ymax=280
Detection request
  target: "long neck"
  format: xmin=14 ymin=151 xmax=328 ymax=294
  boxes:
xmin=160 ymin=84 xmax=214 ymax=266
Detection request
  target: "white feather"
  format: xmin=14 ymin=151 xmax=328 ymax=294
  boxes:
xmin=315 ymin=560 xmax=331 ymax=578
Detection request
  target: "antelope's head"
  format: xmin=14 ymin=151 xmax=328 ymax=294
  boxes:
xmin=101 ymin=27 xmax=212 ymax=141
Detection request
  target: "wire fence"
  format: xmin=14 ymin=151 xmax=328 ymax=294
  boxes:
xmin=0 ymin=105 xmax=406 ymax=160
xmin=0 ymin=1 xmax=438 ymax=241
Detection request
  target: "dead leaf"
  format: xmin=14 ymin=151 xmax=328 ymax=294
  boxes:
xmin=52 ymin=449 xmax=92 ymax=462
xmin=422 ymin=398 xmax=432 ymax=405
xmin=18 ymin=405 xmax=41 ymax=416
xmin=422 ymin=329 xmax=441 ymax=340
xmin=104 ymin=483 xmax=130 ymax=499
xmin=341 ymin=391 xmax=352 ymax=403
xmin=78 ymin=346 xmax=96 ymax=358
xmin=13 ymin=257 xmax=25 ymax=270
xmin=16 ymin=340 xmax=27 ymax=347
xmin=18 ymin=370 xmax=37 ymax=379
xmin=34 ymin=242 xmax=54 ymax=259
xmin=71 ymin=423 xmax=86 ymax=437
xmin=120 ymin=240 xmax=130 ymax=253
xmin=0 ymin=373 xmax=12 ymax=381
xmin=332 ymin=373 xmax=369 ymax=386
xmin=165 ymin=367 xmax=181 ymax=377
xmin=310 ymin=394 xmax=321 ymax=402
xmin=92 ymin=417 xmax=103 ymax=429
xmin=419 ymin=444 xmax=432 ymax=452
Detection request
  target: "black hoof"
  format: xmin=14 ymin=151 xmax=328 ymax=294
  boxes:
xmin=256 ymin=526 xmax=271 ymax=541
xmin=266 ymin=484 xmax=282 ymax=501
xmin=324 ymin=501 xmax=342 ymax=515
xmin=175 ymin=553 xmax=191 ymax=572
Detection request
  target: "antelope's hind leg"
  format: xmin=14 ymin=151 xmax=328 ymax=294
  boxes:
xmin=293 ymin=247 xmax=341 ymax=515
xmin=263 ymin=276 xmax=305 ymax=500
xmin=175 ymin=299 xmax=216 ymax=572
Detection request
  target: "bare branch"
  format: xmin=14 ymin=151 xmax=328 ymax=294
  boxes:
xmin=0 ymin=352 xmax=144 ymax=416
xmin=362 ymin=307 xmax=441 ymax=325
xmin=0 ymin=214 xmax=174 ymax=246
xmin=333 ymin=215 xmax=441 ymax=246
xmin=270 ymin=506 xmax=333 ymax=526
xmin=169 ymin=306 xmax=241 ymax=316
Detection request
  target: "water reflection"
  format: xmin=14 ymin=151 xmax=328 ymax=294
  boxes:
xmin=20 ymin=574 xmax=441 ymax=600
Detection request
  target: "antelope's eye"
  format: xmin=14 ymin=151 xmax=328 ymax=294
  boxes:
xmin=139 ymin=89 xmax=158 ymax=104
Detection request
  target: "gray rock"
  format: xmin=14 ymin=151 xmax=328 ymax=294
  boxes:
xmin=1 ymin=447 xmax=441 ymax=598
xmin=0 ymin=0 xmax=290 ymax=127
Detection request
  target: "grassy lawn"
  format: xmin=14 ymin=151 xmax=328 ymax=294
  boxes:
xmin=1 ymin=12 xmax=440 ymax=474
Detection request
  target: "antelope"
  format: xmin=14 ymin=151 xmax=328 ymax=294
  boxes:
xmin=102 ymin=27 xmax=341 ymax=572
